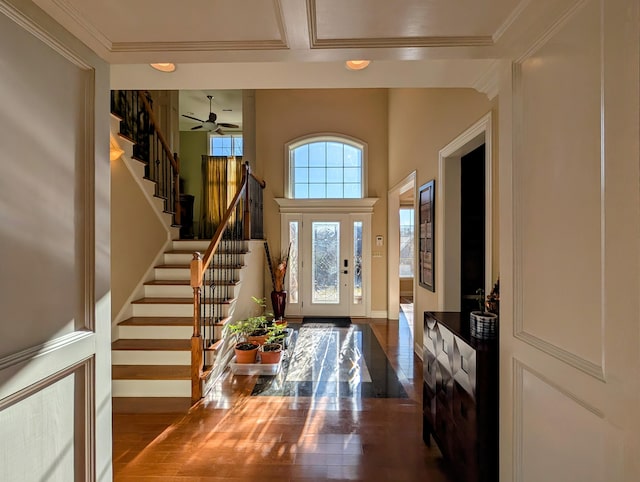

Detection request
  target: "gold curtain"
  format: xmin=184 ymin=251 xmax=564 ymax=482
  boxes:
xmin=200 ymin=155 xmax=242 ymax=239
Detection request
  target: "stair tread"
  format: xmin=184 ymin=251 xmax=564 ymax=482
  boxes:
xmin=112 ymin=339 xmax=190 ymax=351
xmin=119 ymin=317 xmax=192 ymax=326
xmin=156 ymin=263 xmax=244 ymax=269
xmin=132 ymin=297 xmax=235 ymax=304
xmin=144 ymin=279 xmax=239 ymax=286
xmin=166 ymin=250 xmax=248 ymax=255
xmin=112 ymin=397 xmax=192 ymax=413
xmin=113 ymin=365 xmax=191 ymax=380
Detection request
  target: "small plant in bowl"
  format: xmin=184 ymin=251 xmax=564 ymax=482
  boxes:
xmin=470 ymin=288 xmax=498 ymax=340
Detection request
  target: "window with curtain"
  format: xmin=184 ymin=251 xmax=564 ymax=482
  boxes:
xmin=287 ymin=137 xmax=364 ymax=199
xmin=399 ymin=207 xmax=414 ymax=277
xmin=200 ymin=155 xmax=242 ymax=239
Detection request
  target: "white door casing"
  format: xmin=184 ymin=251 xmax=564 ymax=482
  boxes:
xmin=276 ymin=198 xmax=376 ymax=318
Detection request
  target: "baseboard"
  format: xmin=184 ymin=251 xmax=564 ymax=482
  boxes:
xmin=369 ymin=310 xmax=388 ymax=319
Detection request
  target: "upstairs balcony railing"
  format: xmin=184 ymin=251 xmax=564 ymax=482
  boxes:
xmin=111 ymin=90 xmax=181 ymax=226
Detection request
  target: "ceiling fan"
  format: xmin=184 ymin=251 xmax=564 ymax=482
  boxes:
xmin=182 ymin=95 xmax=239 ymax=134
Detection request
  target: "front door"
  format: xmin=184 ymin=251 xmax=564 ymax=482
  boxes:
xmin=283 ymin=213 xmax=367 ymax=317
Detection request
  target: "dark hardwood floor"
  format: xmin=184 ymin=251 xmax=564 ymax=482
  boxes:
xmin=112 ymin=317 xmax=454 ymax=482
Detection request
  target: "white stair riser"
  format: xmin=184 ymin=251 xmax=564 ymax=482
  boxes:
xmin=164 ymin=252 xmax=247 ymax=265
xmin=132 ymin=303 xmax=233 ymax=318
xmin=144 ymin=284 xmax=194 ymax=297
xmin=112 ymin=350 xmax=190 ymax=365
xmin=112 ymin=380 xmax=190 ymax=397
xmin=118 ymin=325 xmax=193 ymax=340
xmin=133 ymin=303 xmax=193 ymax=317
xmin=154 ymin=268 xmax=190 ymax=280
xmin=172 ymin=240 xmax=211 ymax=251
xmin=154 ymin=266 xmax=243 ymax=281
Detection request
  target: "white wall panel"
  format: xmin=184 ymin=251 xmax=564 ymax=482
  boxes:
xmin=0 ymin=1 xmax=93 ymax=357
xmin=1 ymin=375 xmax=75 ymax=481
xmin=513 ymin=0 xmax=604 ymax=375
xmin=517 ymin=362 xmax=606 ymax=482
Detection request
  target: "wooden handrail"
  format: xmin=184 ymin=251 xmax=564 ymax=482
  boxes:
xmin=137 ymin=91 xmax=179 ymax=173
xmin=250 ymin=171 xmax=266 ymax=188
xmin=198 ymin=163 xmax=249 ymax=276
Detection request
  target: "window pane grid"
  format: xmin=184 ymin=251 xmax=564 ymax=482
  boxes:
xmin=210 ymin=135 xmax=243 ymax=157
xmin=290 ymin=139 xmax=363 ymax=199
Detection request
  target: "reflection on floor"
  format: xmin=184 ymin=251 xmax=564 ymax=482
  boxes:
xmin=113 ymin=319 xmax=454 ymax=482
xmin=252 ymin=324 xmax=407 ymax=398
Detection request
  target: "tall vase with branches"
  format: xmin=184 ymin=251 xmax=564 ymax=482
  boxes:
xmin=264 ymin=241 xmax=291 ymax=320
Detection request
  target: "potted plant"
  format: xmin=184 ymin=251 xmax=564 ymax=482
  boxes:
xmin=227 ymin=296 xmax=273 ymax=363
xmin=470 ymin=288 xmax=498 ymax=340
xmin=259 ymin=342 xmax=283 ymax=364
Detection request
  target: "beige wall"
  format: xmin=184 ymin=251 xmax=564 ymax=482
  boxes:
xmin=255 ymin=89 xmax=389 ymax=312
xmin=111 ymin=158 xmax=168 ymax=318
xmin=388 ymin=88 xmax=494 ymax=338
xmin=179 ymin=130 xmax=208 ymax=236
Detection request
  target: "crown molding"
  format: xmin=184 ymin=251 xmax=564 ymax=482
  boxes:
xmin=111 ymin=39 xmax=288 ymax=53
xmin=36 ymin=0 xmax=112 ymax=51
xmin=492 ymin=0 xmax=532 ymax=43
xmin=472 ymin=59 xmax=501 ymax=99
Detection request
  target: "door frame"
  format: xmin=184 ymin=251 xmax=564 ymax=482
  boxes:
xmin=275 ymin=198 xmax=377 ymax=317
xmin=437 ymin=112 xmax=493 ymax=311
xmin=387 ymin=171 xmax=416 ymax=321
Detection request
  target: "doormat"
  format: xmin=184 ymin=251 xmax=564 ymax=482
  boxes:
xmin=302 ymin=316 xmax=351 ymax=328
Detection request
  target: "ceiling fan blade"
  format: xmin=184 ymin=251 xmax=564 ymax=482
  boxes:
xmin=182 ymin=114 xmax=205 ymax=122
xmin=218 ymin=123 xmax=239 ymax=129
xmin=213 ymin=127 xmax=225 ymax=135
xmin=191 ymin=125 xmax=203 ymax=130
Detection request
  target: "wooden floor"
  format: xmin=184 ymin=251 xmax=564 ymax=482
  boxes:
xmin=112 ymin=316 xmax=454 ymax=482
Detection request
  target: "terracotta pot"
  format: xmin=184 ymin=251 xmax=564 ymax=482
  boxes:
xmin=234 ymin=342 xmax=259 ymax=363
xmin=260 ymin=343 xmax=282 ymax=364
xmin=247 ymin=329 xmax=270 ymax=346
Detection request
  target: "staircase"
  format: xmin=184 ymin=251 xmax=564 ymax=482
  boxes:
xmin=112 ymin=239 xmax=245 ymax=408
xmin=110 ymin=90 xmax=265 ymax=410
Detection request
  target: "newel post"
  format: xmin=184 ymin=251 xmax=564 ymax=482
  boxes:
xmin=190 ymin=252 xmax=203 ymax=402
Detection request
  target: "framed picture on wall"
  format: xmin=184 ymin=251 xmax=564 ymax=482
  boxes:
xmin=419 ymin=179 xmax=435 ymax=292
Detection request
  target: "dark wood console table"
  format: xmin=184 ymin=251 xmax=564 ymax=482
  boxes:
xmin=423 ymin=311 xmax=498 ymax=482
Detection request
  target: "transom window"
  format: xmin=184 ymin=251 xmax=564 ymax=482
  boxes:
xmin=287 ymin=136 xmax=365 ymax=199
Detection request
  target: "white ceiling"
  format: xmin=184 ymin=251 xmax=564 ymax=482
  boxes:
xmin=32 ymin=0 xmax=557 ymax=125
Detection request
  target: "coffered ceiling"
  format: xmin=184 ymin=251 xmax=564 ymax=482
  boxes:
xmin=32 ymin=0 xmax=563 ymax=93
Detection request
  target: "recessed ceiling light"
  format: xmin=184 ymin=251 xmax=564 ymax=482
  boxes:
xmin=150 ymin=63 xmax=176 ymax=73
xmin=345 ymin=60 xmax=371 ymax=71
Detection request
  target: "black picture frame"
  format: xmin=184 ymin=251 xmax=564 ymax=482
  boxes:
xmin=419 ymin=180 xmax=435 ymax=292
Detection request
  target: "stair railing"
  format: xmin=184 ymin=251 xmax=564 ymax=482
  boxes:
xmin=111 ymin=90 xmax=181 ymax=226
xmin=190 ymin=161 xmax=265 ymax=402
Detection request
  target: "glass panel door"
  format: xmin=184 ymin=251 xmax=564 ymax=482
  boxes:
xmin=282 ymin=213 xmax=368 ymax=317
xmin=301 ymin=215 xmax=350 ymax=316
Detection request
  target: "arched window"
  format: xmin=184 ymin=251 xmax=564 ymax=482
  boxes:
xmin=286 ymin=135 xmax=366 ymax=199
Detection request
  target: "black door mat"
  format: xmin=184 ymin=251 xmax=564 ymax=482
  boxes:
xmin=301 ymin=316 xmax=351 ymax=328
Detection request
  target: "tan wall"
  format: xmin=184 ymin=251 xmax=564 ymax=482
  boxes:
xmin=400 ymin=278 xmax=414 ymax=296
xmin=111 ymin=159 xmax=168 ymax=318
xmin=179 ymin=130 xmax=208 ymax=236
xmin=388 ymin=88 xmax=494 ymax=339
xmin=255 ymin=89 xmax=389 ymax=311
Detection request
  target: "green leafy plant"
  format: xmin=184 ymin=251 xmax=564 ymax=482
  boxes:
xmin=227 ymin=296 xmax=276 ymax=341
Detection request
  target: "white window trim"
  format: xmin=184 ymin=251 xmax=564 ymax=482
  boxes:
xmin=284 ymin=133 xmax=369 ymax=199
